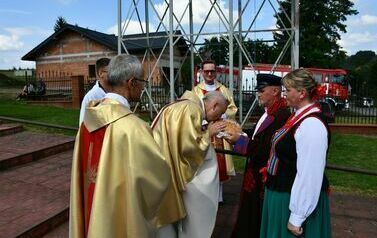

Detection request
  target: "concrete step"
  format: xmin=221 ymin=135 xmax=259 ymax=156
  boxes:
xmin=0 ymin=123 xmax=24 ymax=137
xmin=0 ymin=150 xmax=72 ymax=238
xmin=41 ymin=220 xmax=68 ymax=238
xmin=0 ymin=131 xmax=74 ymax=170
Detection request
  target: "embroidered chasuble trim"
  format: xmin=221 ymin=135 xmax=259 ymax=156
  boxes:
xmin=81 ymin=125 xmax=107 ymax=234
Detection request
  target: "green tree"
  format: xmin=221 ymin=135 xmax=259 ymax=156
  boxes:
xmin=242 ymin=39 xmax=276 ymax=64
xmin=368 ymin=60 xmax=377 ymax=92
xmin=54 ymin=16 xmax=67 ymax=32
xmin=198 ymin=36 xmax=229 ymax=65
xmin=345 ymin=51 xmax=377 ymax=98
xmin=274 ymin=0 xmax=357 ymax=68
xmin=198 ymin=36 xmax=276 ymax=66
xmin=344 ymin=50 xmax=376 ymax=70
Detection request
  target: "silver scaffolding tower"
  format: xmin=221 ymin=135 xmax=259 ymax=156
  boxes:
xmin=117 ymin=0 xmax=299 ymax=125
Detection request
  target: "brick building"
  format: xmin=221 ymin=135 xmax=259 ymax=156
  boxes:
xmin=22 ymin=23 xmax=188 ymax=85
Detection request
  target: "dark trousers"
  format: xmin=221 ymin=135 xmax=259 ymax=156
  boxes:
xmin=232 ymin=180 xmax=264 ymax=237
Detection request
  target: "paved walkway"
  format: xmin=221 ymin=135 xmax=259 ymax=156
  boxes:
xmin=0 ymin=151 xmax=72 ymax=238
xmin=214 ymin=173 xmax=377 ymax=238
xmin=41 ymin=173 xmax=377 ymax=237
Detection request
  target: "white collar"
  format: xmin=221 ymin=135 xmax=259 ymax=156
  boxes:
xmin=294 ymin=103 xmax=314 ymax=116
xmin=204 ymin=83 xmax=217 ymax=91
xmin=104 ymin=93 xmax=131 ymax=109
xmin=293 ymin=103 xmax=321 ymax=120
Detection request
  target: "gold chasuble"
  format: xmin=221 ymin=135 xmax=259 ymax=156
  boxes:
xmin=70 ymin=98 xmax=171 ymax=238
xmin=151 ymin=91 xmax=211 ymax=227
xmin=193 ymin=81 xmax=237 ymax=175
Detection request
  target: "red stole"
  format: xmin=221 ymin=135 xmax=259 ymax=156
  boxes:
xmin=80 ymin=125 xmax=107 ymax=234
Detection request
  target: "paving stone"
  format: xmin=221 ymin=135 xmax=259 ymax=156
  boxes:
xmin=27 ymin=171 xmax=377 ymax=237
xmin=0 ymin=131 xmax=74 ymax=170
xmin=42 ymin=221 xmax=68 ymax=238
xmin=0 ymin=150 xmax=72 ymax=238
xmin=211 ymin=173 xmax=377 ymax=238
xmin=0 ymin=124 xmax=23 ymax=136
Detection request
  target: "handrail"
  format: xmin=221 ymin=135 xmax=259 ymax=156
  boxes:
xmin=214 ymin=148 xmax=377 ymax=176
xmin=0 ymin=116 xmax=78 ymax=131
xmin=1 ymin=116 xmax=375 ymax=176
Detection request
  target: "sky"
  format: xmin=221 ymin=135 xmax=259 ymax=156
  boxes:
xmin=0 ymin=0 xmax=376 ymax=70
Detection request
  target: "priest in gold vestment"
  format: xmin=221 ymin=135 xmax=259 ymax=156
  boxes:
xmin=152 ymin=90 xmax=228 ymax=238
xmin=70 ymin=54 xmax=171 ymax=238
xmin=193 ymin=60 xmax=238 ymax=203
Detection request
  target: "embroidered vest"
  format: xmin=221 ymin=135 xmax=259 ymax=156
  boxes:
xmin=266 ymin=111 xmax=330 ymax=192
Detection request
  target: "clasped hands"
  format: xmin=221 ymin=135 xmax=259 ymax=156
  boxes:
xmin=207 ymin=121 xmax=241 ymax=144
xmin=208 ymin=121 xmax=226 ymax=138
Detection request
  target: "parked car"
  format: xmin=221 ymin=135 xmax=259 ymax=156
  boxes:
xmin=356 ymin=97 xmax=375 ymax=108
xmin=319 ymin=101 xmax=335 ymax=123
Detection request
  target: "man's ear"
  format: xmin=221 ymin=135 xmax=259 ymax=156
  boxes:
xmin=273 ymin=87 xmax=279 ymax=96
xmin=126 ymin=78 xmax=134 ymax=88
xmin=213 ymin=102 xmax=219 ymax=111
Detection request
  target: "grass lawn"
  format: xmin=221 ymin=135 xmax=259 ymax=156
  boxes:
xmin=0 ymin=94 xmax=151 ymax=136
xmin=0 ymin=98 xmax=80 ymax=126
xmin=233 ymin=133 xmax=377 ymax=197
xmin=0 ymin=98 xmax=79 ymax=136
xmin=326 ymin=133 xmax=377 ymax=196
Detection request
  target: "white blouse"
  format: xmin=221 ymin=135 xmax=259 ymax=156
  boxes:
xmin=288 ymin=104 xmax=328 ymax=227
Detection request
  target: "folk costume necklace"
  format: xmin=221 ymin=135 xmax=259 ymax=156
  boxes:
xmin=267 ymin=103 xmax=319 ymax=175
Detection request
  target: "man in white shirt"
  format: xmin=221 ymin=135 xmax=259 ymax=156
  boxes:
xmin=79 ymin=57 xmax=111 ymax=124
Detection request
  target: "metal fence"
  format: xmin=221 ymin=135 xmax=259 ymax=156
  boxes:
xmin=132 ymin=83 xmax=188 ymax=112
xmin=83 ymin=77 xmax=97 ymax=94
xmin=23 ymin=76 xmax=73 ymax=102
xmin=25 ymin=76 xmax=97 ymax=102
xmin=335 ymin=81 xmax=377 ymax=124
xmin=20 ymin=75 xmax=376 ymax=125
xmin=336 ymin=95 xmax=377 ymax=124
xmin=233 ymin=90 xmax=264 ymax=116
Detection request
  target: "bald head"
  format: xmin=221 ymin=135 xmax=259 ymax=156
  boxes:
xmin=203 ymin=91 xmax=229 ymax=121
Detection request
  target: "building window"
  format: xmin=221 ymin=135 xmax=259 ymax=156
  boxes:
xmin=88 ymin=64 xmax=96 ymax=78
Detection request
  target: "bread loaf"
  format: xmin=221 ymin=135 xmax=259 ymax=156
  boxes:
xmin=213 ymin=119 xmax=242 ymax=138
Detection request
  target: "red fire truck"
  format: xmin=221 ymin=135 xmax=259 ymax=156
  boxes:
xmin=195 ymin=64 xmax=350 ymax=110
xmin=243 ymin=64 xmax=350 ymax=109
xmin=306 ymin=68 xmax=349 ymax=109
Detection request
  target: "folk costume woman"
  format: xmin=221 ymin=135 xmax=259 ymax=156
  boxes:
xmin=260 ymin=69 xmax=331 ymax=238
